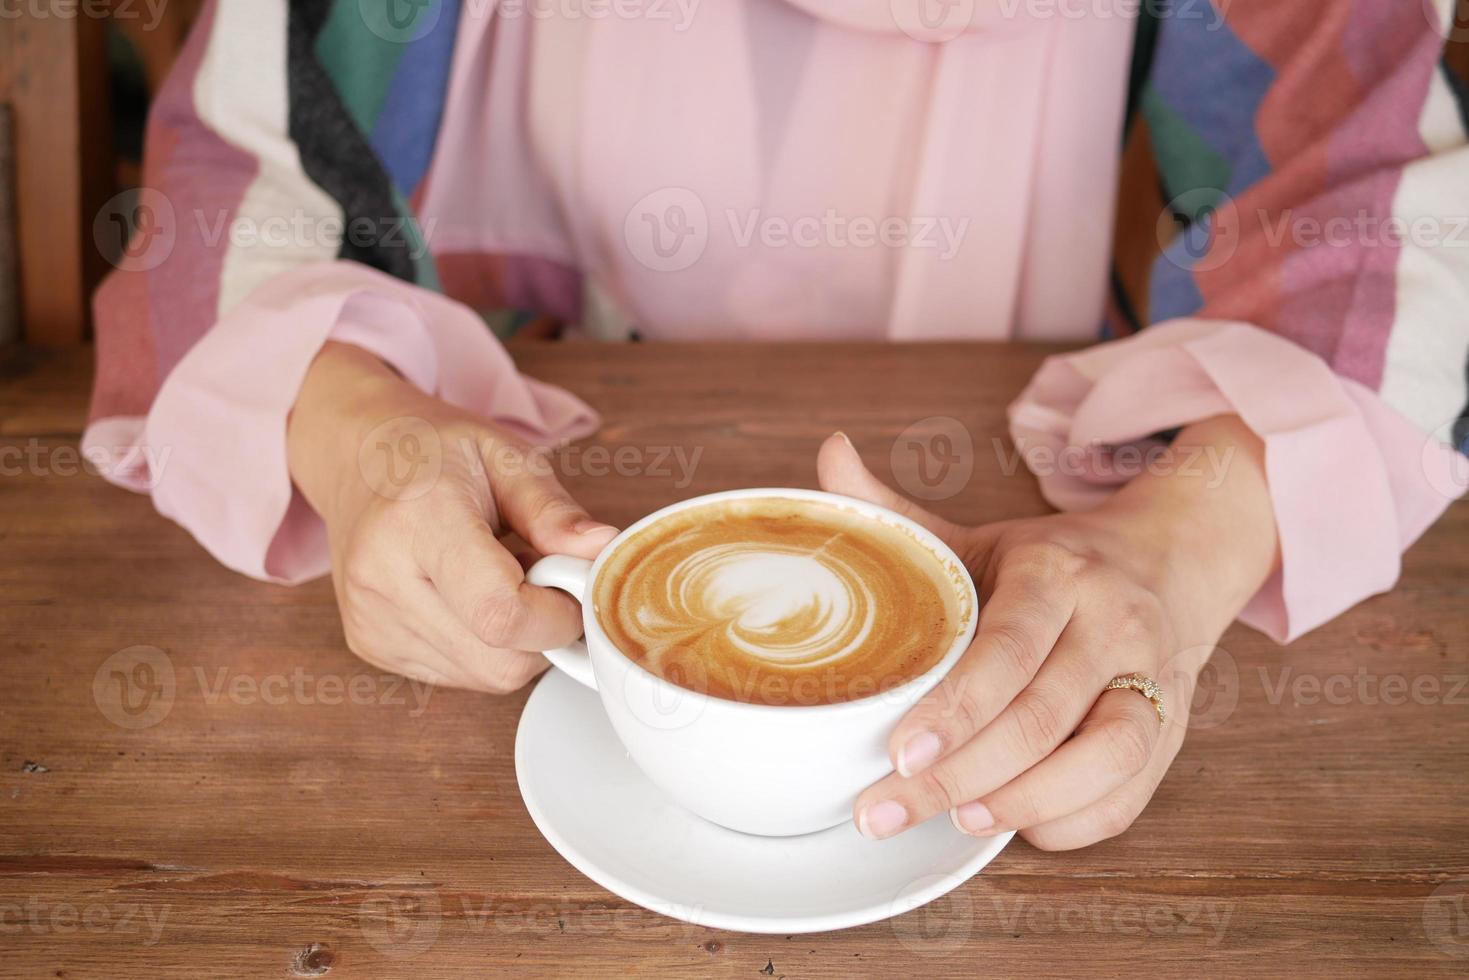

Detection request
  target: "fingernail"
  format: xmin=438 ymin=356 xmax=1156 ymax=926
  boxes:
xmin=897 ymin=731 xmax=943 ymax=777
xmin=573 ymin=519 xmax=616 ymax=536
xmin=835 ymin=431 xmax=854 ymax=449
xmin=950 ymin=801 xmax=995 ymax=835
xmin=857 ymin=800 xmax=908 ymax=840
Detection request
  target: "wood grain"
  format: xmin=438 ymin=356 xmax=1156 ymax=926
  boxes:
xmin=0 ymin=10 xmax=113 ymax=347
xmin=0 ymin=103 xmax=19 ymax=350
xmin=2 ymin=344 xmax=1467 ymax=978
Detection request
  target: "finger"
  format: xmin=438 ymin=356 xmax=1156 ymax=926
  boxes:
xmin=343 ymin=609 xmax=457 ymax=688
xmin=418 ymin=507 xmax=586 ymax=653
xmin=405 ymin=577 xmax=553 ymax=693
xmin=486 ymin=443 xmax=618 ymax=560
xmin=475 ymin=648 xmax=552 ymax=693
xmin=396 ymin=634 xmax=542 ymax=694
xmin=859 ymin=614 xmax=1152 ymax=839
xmin=815 ymin=432 xmax=961 ymax=542
xmin=1019 ymin=713 xmax=1183 ymax=851
xmin=1020 ymin=663 xmax=1192 ymax=851
xmin=949 ymin=688 xmax=1162 ymax=836
xmin=888 ymin=549 xmax=1078 ymax=779
xmin=856 ymin=631 xmax=1101 ymax=838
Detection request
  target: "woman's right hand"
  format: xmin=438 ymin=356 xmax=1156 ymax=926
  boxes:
xmin=287 ymin=342 xmax=617 ymax=692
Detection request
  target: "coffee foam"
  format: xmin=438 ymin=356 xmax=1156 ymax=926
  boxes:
xmin=593 ymin=497 xmax=969 ymax=706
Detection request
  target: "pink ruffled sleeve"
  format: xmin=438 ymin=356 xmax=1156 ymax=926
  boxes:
xmin=82 ymin=262 xmax=597 ymax=585
xmin=1007 ymin=319 xmax=1467 ymax=643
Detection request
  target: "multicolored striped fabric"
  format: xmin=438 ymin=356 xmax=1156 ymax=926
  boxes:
xmin=1111 ymin=2 xmax=1469 ymax=451
xmin=94 ymin=0 xmax=1469 ymax=455
xmin=89 ymin=0 xmax=457 ymax=422
xmin=286 ymin=0 xmax=453 ymax=287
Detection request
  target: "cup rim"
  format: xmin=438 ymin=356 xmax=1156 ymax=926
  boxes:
xmin=581 ymin=487 xmax=979 ymax=715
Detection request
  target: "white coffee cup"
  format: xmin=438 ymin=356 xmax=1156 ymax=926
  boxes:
xmin=526 ymin=488 xmax=978 ymax=837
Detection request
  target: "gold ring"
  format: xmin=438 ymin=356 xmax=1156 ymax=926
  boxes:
xmin=1104 ymin=673 xmax=1166 ymax=727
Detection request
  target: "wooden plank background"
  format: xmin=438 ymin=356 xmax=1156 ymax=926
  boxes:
xmin=0 ymin=103 xmax=19 ymax=349
xmin=2 ymin=344 xmax=1467 ymax=977
xmin=0 ymin=11 xmax=113 ymax=347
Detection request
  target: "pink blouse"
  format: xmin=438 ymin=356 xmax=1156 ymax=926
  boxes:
xmin=83 ymin=0 xmax=1468 ymax=643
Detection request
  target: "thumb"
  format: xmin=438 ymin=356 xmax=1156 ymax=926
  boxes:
xmin=491 ymin=450 xmax=618 ymax=560
xmin=816 ymin=432 xmax=959 ymax=542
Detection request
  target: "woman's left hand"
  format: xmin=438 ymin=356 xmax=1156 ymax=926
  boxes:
xmin=815 ymin=419 xmax=1278 ymax=850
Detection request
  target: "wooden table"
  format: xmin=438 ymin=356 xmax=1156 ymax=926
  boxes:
xmin=3 ymin=344 xmax=1467 ymax=977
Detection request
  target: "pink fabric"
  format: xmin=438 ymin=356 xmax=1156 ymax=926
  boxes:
xmin=1007 ymin=319 xmax=1467 ymax=642
xmin=418 ymin=0 xmax=1136 ymax=340
xmin=82 ymin=262 xmax=597 ymax=584
xmin=80 ymin=1 xmax=1467 ymax=647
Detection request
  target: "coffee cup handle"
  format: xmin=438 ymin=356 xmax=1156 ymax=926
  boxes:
xmin=525 ymin=555 xmax=598 ymax=691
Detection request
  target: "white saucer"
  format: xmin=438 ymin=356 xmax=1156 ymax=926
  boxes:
xmin=515 ymin=668 xmax=1014 ymax=935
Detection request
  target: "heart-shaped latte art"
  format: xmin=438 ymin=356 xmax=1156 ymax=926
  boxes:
xmin=645 ymin=542 xmax=876 ymax=669
xmin=595 ymin=498 xmax=967 ymax=706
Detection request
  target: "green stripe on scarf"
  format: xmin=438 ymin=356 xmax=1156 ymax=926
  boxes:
xmin=1140 ymin=85 xmax=1232 ymax=218
xmin=316 ymin=0 xmax=416 ymax=136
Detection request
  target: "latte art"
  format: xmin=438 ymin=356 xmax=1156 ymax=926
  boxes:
xmin=595 ymin=498 xmax=969 ymax=705
xmin=660 ymin=543 xmax=876 ymax=667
